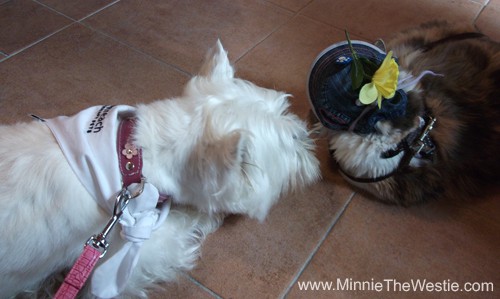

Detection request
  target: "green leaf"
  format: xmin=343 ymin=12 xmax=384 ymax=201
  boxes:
xmin=345 ymin=30 xmax=364 ymax=90
xmin=360 ymin=57 xmax=379 ymax=78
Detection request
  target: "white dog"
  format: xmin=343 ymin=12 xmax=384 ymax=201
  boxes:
xmin=0 ymin=41 xmax=319 ymax=298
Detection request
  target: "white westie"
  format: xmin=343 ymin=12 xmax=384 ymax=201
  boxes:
xmin=0 ymin=41 xmax=320 ymax=298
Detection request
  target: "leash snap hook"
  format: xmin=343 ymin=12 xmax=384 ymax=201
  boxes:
xmin=86 ymin=178 xmax=145 ymax=258
xmin=412 ymin=117 xmax=436 ymax=155
xmin=87 ymin=190 xmax=130 ymax=258
xmin=126 ymin=177 xmax=145 ymax=200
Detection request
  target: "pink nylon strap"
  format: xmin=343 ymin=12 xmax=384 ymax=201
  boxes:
xmin=54 ymin=245 xmax=101 ymax=299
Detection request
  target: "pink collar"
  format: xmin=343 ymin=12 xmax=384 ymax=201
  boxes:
xmin=118 ymin=117 xmax=171 ymax=203
xmin=118 ymin=117 xmax=143 ymax=187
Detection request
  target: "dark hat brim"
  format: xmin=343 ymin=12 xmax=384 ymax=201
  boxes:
xmin=307 ymin=40 xmax=407 ymax=134
xmin=307 ymin=41 xmax=387 ymax=132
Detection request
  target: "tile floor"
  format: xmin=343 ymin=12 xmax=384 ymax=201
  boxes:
xmin=1 ymin=0 xmax=499 ymax=298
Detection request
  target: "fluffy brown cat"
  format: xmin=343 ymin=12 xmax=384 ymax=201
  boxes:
xmin=309 ymin=21 xmax=500 ymax=205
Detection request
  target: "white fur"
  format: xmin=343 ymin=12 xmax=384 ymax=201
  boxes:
xmin=322 ymin=117 xmax=422 ymax=195
xmin=327 ymin=124 xmax=403 ymax=177
xmin=0 ymin=41 xmax=320 ymax=298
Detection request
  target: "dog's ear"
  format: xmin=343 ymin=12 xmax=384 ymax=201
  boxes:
xmin=199 ymin=39 xmax=234 ymax=80
xmin=209 ymin=130 xmax=249 ymax=172
xmin=190 ymin=128 xmax=250 ymax=181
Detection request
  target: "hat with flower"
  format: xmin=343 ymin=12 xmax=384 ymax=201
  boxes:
xmin=307 ymin=32 xmax=407 ymax=134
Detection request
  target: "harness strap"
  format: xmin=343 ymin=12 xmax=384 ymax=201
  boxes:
xmin=339 ymin=165 xmax=397 ymax=183
xmin=339 ymin=116 xmax=436 ymax=183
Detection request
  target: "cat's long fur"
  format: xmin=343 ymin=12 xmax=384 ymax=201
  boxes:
xmin=327 ymin=21 xmax=500 ymax=205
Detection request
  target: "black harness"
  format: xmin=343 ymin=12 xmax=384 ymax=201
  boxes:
xmin=339 ymin=115 xmax=436 ymax=184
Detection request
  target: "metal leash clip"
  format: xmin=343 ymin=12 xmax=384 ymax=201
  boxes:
xmin=412 ymin=117 xmax=437 ymax=156
xmin=86 ymin=178 xmax=145 ymax=258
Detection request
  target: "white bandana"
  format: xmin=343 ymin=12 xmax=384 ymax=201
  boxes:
xmin=44 ymin=105 xmax=170 ymax=298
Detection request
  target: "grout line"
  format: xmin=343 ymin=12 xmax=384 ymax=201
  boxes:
xmin=76 ymin=0 xmax=122 ymax=22
xmin=0 ymin=0 xmax=121 ymax=64
xmin=182 ymin=273 xmax=224 ymax=299
xmin=0 ymin=51 xmax=7 ymax=62
xmin=78 ymin=22 xmax=192 ymax=78
xmin=36 ymin=0 xmax=191 ymax=77
xmin=233 ymin=18 xmax=291 ymax=64
xmin=278 ymin=192 xmax=356 ymax=298
xmin=234 ymin=0 xmax=314 ymax=64
xmin=1 ymin=0 xmax=77 ymax=63
xmin=264 ymin=3 xmax=295 ymax=13
xmin=33 ymin=0 xmax=78 ymax=21
xmin=297 ymin=12 xmax=374 ymax=42
xmin=472 ymin=2 xmax=489 ymax=28
xmin=33 ymin=0 xmax=121 ymax=23
xmin=0 ymin=22 xmax=74 ymax=63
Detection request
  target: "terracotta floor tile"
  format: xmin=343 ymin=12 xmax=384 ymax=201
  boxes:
xmin=0 ymin=0 xmax=72 ymax=55
xmin=0 ymin=23 xmax=188 ymax=123
xmin=475 ymin=0 xmax=500 ymax=41
xmin=83 ymin=0 xmax=293 ymax=74
xmin=300 ymin=0 xmax=483 ymax=40
xmin=38 ymin=0 xmax=118 ymax=20
xmin=235 ymin=16 xmax=350 ymax=119
xmin=150 ymin=275 xmax=218 ymax=299
xmin=286 ymin=193 xmax=500 ymax=298
xmin=187 ymin=138 xmax=354 ymax=298
xmin=486 ymin=0 xmax=500 ymax=8
xmin=269 ymin=0 xmax=314 ymax=12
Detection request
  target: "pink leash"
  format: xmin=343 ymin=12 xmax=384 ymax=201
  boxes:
xmin=54 ymin=246 xmax=101 ymax=298
xmin=55 ymin=118 xmax=143 ymax=299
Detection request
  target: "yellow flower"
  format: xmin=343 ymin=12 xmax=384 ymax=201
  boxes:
xmin=359 ymin=51 xmax=399 ymax=108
